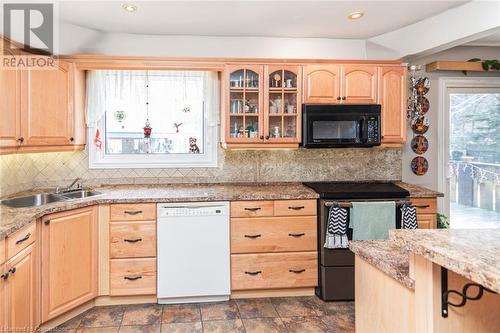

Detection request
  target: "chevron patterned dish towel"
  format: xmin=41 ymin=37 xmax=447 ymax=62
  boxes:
xmin=325 ymin=205 xmax=349 ymax=249
xmin=401 ymin=204 xmax=418 ymax=229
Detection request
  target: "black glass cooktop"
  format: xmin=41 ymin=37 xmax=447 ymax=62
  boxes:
xmin=303 ymin=182 xmax=410 ymax=199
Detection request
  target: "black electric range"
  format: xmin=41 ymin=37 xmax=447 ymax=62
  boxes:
xmin=303 ymin=182 xmax=410 ymax=301
xmin=303 ymin=181 xmax=410 ymax=199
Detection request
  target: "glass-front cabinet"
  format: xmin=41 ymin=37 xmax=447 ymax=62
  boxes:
xmin=265 ymin=65 xmax=301 ymax=144
xmin=223 ymin=64 xmax=302 ymax=147
xmin=225 ymin=65 xmax=263 ymax=144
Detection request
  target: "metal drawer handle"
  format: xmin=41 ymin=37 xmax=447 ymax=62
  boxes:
xmin=124 ymin=275 xmax=142 ymax=281
xmin=124 ymin=210 xmax=143 ymax=215
xmin=415 ymin=205 xmax=430 ymax=209
xmin=244 ymin=234 xmax=261 ymax=239
xmin=289 ymin=269 xmax=306 ymax=274
xmin=288 ymin=206 xmax=305 ymax=210
xmin=15 ymin=233 xmax=31 ymax=245
xmin=244 ymin=207 xmax=261 ymax=211
xmin=8 ymin=267 xmax=16 ymax=274
xmin=124 ymin=238 xmax=142 ymax=243
xmin=245 ymin=271 xmax=262 ymax=276
xmin=288 ymin=233 xmax=305 ymax=238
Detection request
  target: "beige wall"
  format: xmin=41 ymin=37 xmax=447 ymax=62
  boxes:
xmin=0 ymin=147 xmax=402 ymax=197
xmin=402 ymin=45 xmax=500 ymax=194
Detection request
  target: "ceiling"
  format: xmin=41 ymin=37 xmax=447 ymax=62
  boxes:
xmin=59 ymin=1 xmax=468 ymax=39
xmin=466 ymin=31 xmax=500 ymax=46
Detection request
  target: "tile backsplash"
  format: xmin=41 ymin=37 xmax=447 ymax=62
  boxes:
xmin=0 ymin=147 xmax=402 ymax=197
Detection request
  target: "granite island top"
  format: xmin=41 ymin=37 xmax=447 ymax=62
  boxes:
xmin=349 ymin=240 xmax=414 ymax=290
xmin=0 ymin=181 xmax=440 ymax=240
xmin=391 ymin=228 xmax=500 ymax=293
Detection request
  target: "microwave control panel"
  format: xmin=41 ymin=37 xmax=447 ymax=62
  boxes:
xmin=366 ymin=118 xmax=380 ymax=143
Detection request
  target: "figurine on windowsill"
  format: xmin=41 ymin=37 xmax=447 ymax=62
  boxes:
xmin=189 ymin=137 xmax=200 ymax=154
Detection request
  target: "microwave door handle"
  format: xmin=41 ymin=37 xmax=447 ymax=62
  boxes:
xmin=360 ymin=118 xmax=368 ymax=142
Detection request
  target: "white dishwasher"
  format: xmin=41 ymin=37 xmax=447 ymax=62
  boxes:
xmin=157 ymin=202 xmax=230 ymax=304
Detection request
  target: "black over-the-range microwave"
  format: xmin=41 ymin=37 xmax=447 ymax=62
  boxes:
xmin=301 ymin=104 xmax=381 ymax=148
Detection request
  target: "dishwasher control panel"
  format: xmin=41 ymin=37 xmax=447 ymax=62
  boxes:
xmin=157 ymin=202 xmax=229 ymax=218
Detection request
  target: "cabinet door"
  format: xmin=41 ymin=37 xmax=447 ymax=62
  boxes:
xmin=21 ymin=59 xmax=75 ymax=147
xmin=378 ymin=67 xmax=407 ymax=143
xmin=303 ymin=65 xmax=341 ymax=104
xmin=41 ymin=206 xmax=97 ymax=322
xmin=224 ymin=65 xmax=264 ymax=144
xmin=265 ymin=65 xmax=302 ymax=143
xmin=5 ymin=244 xmax=37 ymax=331
xmin=0 ymin=264 xmax=6 ymax=331
xmin=342 ymin=65 xmax=377 ymax=104
xmin=0 ymin=61 xmax=21 ymax=149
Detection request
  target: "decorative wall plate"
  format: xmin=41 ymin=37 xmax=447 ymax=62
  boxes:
xmin=411 ymin=156 xmax=429 ymax=176
xmin=411 ymin=135 xmax=429 ymax=154
xmin=414 ymin=77 xmax=430 ymax=95
xmin=411 ymin=116 xmax=429 ymax=134
xmin=417 ymin=96 xmax=429 ymax=114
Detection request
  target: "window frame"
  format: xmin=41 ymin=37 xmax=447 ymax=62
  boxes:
xmin=88 ymin=72 xmax=219 ymax=169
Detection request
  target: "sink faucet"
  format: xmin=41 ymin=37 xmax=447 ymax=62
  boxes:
xmin=67 ymin=178 xmax=82 ymax=191
xmin=56 ymin=178 xmax=82 ymax=193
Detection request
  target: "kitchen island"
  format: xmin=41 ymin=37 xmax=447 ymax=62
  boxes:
xmin=350 ymin=229 xmax=500 ymax=333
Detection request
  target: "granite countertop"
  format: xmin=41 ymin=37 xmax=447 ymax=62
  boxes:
xmin=0 ymin=182 xmax=318 ymax=240
xmin=395 ymin=182 xmax=444 ymax=198
xmin=349 ymin=240 xmax=414 ymax=290
xmin=390 ymin=229 xmax=500 ymax=293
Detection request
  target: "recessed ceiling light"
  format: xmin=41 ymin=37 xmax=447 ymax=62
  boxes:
xmin=348 ymin=12 xmax=364 ymax=20
xmin=122 ymin=4 xmax=137 ymax=13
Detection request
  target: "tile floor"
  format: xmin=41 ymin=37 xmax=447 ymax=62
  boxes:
xmin=54 ymin=297 xmax=355 ymax=333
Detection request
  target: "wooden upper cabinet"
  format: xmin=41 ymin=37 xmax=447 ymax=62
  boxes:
xmin=342 ymin=65 xmax=378 ymax=104
xmin=4 ymin=244 xmax=38 ymax=331
xmin=41 ymin=206 xmax=97 ymax=322
xmin=223 ymin=64 xmax=264 ymax=145
xmin=21 ymin=59 xmax=75 ymax=147
xmin=0 ymin=63 xmax=21 ymax=149
xmin=378 ymin=66 xmax=407 ymax=144
xmin=303 ymin=65 xmax=341 ymax=104
xmin=264 ymin=65 xmax=302 ymax=143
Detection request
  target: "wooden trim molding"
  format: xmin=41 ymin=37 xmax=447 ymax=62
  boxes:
xmin=60 ymin=54 xmax=402 ymax=71
xmin=426 ymin=61 xmax=485 ymax=72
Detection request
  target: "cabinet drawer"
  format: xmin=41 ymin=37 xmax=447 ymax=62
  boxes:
xmin=417 ymin=214 xmax=437 ymax=229
xmin=110 ymin=204 xmax=156 ymax=221
xmin=231 ymin=252 xmax=318 ymax=290
xmin=411 ymin=198 xmax=436 ymax=214
xmin=231 ymin=201 xmax=274 ymax=218
xmin=274 ymin=200 xmax=316 ymax=216
xmin=110 ymin=222 xmax=156 ymax=259
xmin=110 ymin=258 xmax=156 ymax=296
xmin=6 ymin=223 xmax=36 ymax=260
xmin=231 ymin=216 xmax=316 ymax=254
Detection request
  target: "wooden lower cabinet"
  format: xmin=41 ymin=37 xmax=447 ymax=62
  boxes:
xmin=41 ymin=206 xmax=98 ymax=322
xmin=411 ymin=197 xmax=438 ymax=229
xmin=231 ymin=252 xmax=318 ymax=290
xmin=110 ymin=258 xmax=156 ymax=296
xmin=231 ymin=216 xmax=316 ymax=253
xmin=230 ymin=199 xmax=318 ymax=294
xmin=0 ymin=264 xmax=5 ymax=331
xmin=417 ymin=214 xmax=437 ymax=229
xmin=4 ymin=244 xmax=38 ymax=331
xmin=110 ymin=221 xmax=156 ymax=259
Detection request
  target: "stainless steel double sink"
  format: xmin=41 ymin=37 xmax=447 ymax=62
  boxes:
xmin=1 ymin=190 xmax=103 ymax=208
